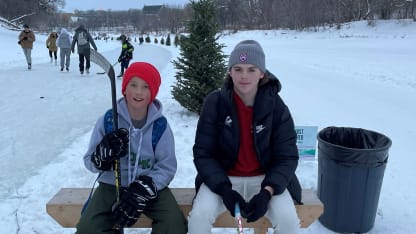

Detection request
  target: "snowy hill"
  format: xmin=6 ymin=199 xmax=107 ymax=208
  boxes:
xmin=0 ymin=20 xmax=415 ymax=233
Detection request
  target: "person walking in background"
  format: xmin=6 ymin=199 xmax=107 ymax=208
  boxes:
xmin=117 ymin=34 xmax=134 ymax=78
xmin=75 ymin=62 xmax=187 ymax=234
xmin=71 ymin=24 xmax=97 ymax=75
xmin=18 ymin=24 xmax=36 ymax=70
xmin=46 ymin=32 xmax=58 ymax=65
xmin=188 ymin=40 xmax=302 ymax=234
xmin=57 ymin=28 xmax=72 ymax=72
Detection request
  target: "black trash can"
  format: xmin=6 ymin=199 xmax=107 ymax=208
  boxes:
xmin=317 ymin=126 xmax=392 ymax=233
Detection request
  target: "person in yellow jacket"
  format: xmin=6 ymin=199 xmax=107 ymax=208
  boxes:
xmin=18 ymin=24 xmax=36 ymax=70
xmin=46 ymin=32 xmax=58 ymax=65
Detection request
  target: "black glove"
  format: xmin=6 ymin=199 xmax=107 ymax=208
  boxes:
xmin=244 ymin=188 xmax=272 ymax=222
xmin=112 ymin=185 xmax=146 ymax=227
xmin=118 ymin=57 xmax=122 ymax=62
xmin=112 ymin=176 xmax=157 ymax=227
xmin=47 ymin=46 xmax=49 ymax=48
xmin=91 ymin=128 xmax=129 ymax=170
xmin=23 ymin=36 xmax=28 ymax=40
xmin=133 ymin=175 xmax=158 ymax=201
xmin=220 ymin=187 xmax=246 ymax=217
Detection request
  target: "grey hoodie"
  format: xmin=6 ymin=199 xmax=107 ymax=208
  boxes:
xmin=84 ymin=98 xmax=177 ymax=190
xmin=57 ymin=28 xmax=72 ymax=49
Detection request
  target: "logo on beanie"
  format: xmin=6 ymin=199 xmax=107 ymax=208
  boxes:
xmin=239 ymin=53 xmax=247 ymax=62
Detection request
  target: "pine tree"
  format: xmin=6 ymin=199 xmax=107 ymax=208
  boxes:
xmin=172 ymin=0 xmax=227 ymax=114
xmin=166 ymin=34 xmax=171 ymax=46
xmin=174 ymin=34 xmax=179 ymax=47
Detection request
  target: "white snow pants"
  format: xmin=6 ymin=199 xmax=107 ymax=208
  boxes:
xmin=188 ymin=175 xmax=300 ymax=234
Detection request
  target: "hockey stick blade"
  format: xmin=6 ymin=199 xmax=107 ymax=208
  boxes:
xmin=90 ymin=49 xmax=111 ymax=74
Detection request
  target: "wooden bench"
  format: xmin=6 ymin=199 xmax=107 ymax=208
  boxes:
xmin=46 ymin=188 xmax=323 ymax=234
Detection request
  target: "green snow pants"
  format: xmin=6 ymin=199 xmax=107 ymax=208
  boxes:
xmin=76 ymin=182 xmax=187 ymax=234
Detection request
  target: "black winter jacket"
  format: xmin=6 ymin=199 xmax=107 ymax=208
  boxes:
xmin=193 ymin=72 xmax=302 ymax=204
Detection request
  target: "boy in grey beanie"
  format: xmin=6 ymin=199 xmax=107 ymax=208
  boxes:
xmin=188 ymin=39 xmax=301 ymax=234
xmin=228 ymin=40 xmax=266 ymax=72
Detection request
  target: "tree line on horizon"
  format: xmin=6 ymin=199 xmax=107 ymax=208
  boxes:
xmin=1 ymin=0 xmax=415 ymax=33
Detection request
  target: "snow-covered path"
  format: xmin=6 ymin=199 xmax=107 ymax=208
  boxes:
xmin=0 ymin=43 xmax=172 ymax=199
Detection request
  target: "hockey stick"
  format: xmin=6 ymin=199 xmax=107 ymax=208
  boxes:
xmin=235 ymin=203 xmax=244 ymax=234
xmin=89 ymin=49 xmax=124 ymax=234
xmin=97 ymin=61 xmax=119 ymax=74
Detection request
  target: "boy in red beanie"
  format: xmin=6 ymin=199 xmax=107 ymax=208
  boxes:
xmin=76 ymin=62 xmax=187 ymax=234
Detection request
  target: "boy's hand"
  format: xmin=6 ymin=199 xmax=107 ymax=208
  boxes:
xmin=244 ymin=188 xmax=271 ymax=222
xmin=133 ymin=175 xmax=158 ymax=201
xmin=220 ymin=187 xmax=247 ymax=217
xmin=112 ymin=187 xmax=146 ymax=227
xmin=91 ymin=128 xmax=129 ymax=170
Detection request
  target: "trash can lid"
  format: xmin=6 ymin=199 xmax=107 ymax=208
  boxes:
xmin=317 ymin=126 xmax=392 ymax=165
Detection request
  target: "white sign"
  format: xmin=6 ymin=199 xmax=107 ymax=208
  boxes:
xmin=295 ymin=126 xmax=318 ymax=159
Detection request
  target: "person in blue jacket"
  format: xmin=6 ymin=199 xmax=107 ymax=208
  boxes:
xmin=188 ymin=40 xmax=302 ymax=234
xmin=76 ymin=62 xmax=187 ymax=234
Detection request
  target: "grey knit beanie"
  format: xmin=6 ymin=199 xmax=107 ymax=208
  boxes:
xmin=228 ymin=40 xmax=265 ymax=73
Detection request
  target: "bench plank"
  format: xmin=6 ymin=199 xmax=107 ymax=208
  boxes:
xmin=47 ymin=188 xmax=323 ymax=232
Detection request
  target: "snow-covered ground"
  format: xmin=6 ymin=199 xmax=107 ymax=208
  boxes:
xmin=0 ymin=19 xmax=415 ymax=233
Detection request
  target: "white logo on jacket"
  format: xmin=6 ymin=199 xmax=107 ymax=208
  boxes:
xmin=255 ymin=125 xmax=265 ymax=133
xmin=225 ymin=116 xmax=232 ymax=127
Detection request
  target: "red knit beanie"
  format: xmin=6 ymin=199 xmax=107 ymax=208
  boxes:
xmin=121 ymin=62 xmax=161 ymax=103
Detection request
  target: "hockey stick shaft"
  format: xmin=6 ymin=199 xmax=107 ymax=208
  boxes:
xmin=235 ymin=204 xmax=244 ymax=234
xmin=90 ymin=49 xmax=124 ymax=234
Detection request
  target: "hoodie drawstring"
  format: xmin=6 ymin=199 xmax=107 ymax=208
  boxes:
xmin=127 ymin=127 xmax=143 ymax=185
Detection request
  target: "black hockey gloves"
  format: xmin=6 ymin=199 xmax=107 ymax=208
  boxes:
xmin=91 ymin=128 xmax=129 ymax=170
xmin=244 ymin=188 xmax=272 ymax=222
xmin=112 ymin=175 xmax=158 ymax=227
xmin=133 ymin=175 xmax=158 ymax=201
xmin=112 ymin=187 xmax=146 ymax=227
xmin=220 ymin=186 xmax=247 ymax=217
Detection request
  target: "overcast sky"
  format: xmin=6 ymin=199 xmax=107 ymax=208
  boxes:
xmin=61 ymin=0 xmax=191 ymax=12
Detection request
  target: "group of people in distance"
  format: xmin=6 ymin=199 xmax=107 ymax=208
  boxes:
xmin=71 ymin=37 xmax=301 ymax=234
xmin=18 ymin=24 xmax=134 ymax=77
xmin=18 ymin=24 xmax=103 ymax=74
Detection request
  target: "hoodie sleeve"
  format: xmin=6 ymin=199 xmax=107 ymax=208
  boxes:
xmin=83 ymin=115 xmax=106 ymax=173
xmin=56 ymin=35 xmax=61 ymax=48
xmin=147 ymin=123 xmax=177 ymax=191
xmin=71 ymin=32 xmax=78 ymax=51
xmin=87 ymin=32 xmax=97 ymax=50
